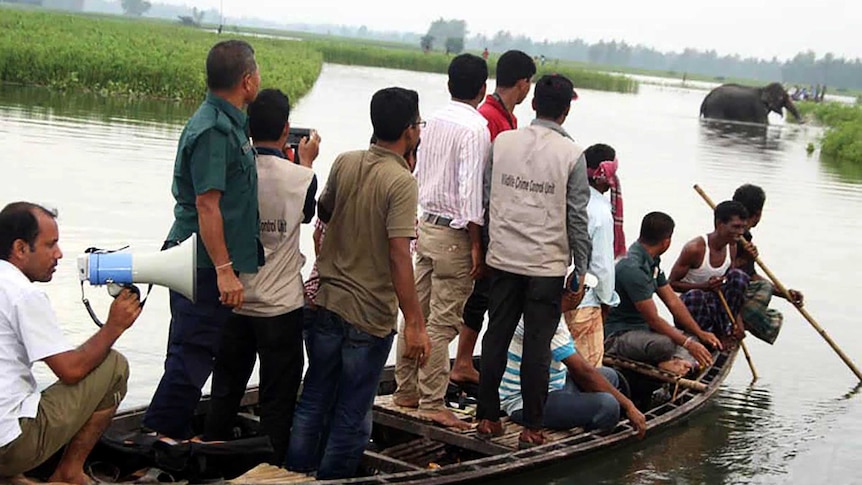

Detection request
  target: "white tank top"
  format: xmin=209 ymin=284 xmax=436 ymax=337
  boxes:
xmin=680 ymin=235 xmax=731 ymax=285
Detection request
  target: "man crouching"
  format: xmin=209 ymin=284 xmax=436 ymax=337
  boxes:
xmin=0 ymin=202 xmax=141 ymax=484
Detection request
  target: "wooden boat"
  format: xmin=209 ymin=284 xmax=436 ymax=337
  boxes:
xmin=79 ymin=345 xmax=738 ymax=484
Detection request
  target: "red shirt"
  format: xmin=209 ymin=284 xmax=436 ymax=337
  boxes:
xmin=478 ymin=94 xmax=517 ymax=141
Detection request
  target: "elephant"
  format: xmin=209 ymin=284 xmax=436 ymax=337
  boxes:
xmin=700 ymin=83 xmax=801 ymax=124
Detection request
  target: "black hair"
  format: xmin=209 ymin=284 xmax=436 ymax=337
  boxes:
xmin=639 ymin=211 xmax=675 ymax=246
xmin=534 ymin=74 xmax=574 ymax=120
xmin=584 ymin=143 xmax=616 ymax=170
xmin=448 ymin=54 xmax=488 ymax=100
xmin=732 ymin=184 xmax=766 ymax=216
xmin=0 ymin=202 xmax=57 ymax=261
xmin=495 ymin=50 xmax=537 ymax=87
xmin=206 ymin=39 xmax=257 ymax=91
xmin=370 ymin=87 xmax=420 ymax=142
xmin=248 ymin=88 xmax=290 ymax=142
xmin=714 ymin=200 xmax=749 ymax=224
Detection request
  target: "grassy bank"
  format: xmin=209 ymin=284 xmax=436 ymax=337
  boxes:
xmin=797 ymin=101 xmax=862 ymax=164
xmin=0 ymin=8 xmax=322 ymax=102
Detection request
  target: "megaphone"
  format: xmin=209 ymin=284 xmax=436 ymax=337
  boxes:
xmin=76 ymin=234 xmax=197 ymax=327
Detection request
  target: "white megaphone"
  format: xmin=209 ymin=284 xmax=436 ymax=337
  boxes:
xmin=76 ymin=234 xmax=197 ymax=327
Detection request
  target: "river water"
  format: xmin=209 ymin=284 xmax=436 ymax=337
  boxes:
xmin=1 ymin=64 xmax=860 ymax=484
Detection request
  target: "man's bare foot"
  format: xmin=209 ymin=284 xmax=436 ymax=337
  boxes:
xmin=393 ymin=396 xmax=419 ymax=408
xmin=7 ymin=474 xmax=42 ymax=485
xmin=421 ymin=409 xmax=472 ymax=430
xmin=47 ymin=471 xmax=95 ymax=485
xmin=449 ymin=364 xmax=480 ymax=385
xmin=658 ymin=359 xmax=693 ymax=376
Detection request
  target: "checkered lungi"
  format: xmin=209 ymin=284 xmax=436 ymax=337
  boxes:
xmin=680 ymin=269 xmax=750 ymax=336
xmin=741 ymin=279 xmax=783 ymax=344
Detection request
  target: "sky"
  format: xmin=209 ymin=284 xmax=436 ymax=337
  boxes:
xmin=167 ymin=0 xmax=860 ymax=61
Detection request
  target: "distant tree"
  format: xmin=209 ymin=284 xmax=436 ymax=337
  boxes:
xmin=192 ymin=6 xmax=205 ymax=24
xmin=425 ymin=18 xmax=466 ymax=54
xmin=445 ymin=37 xmax=464 ymax=55
xmin=121 ymin=0 xmax=151 ymax=16
xmin=420 ymin=35 xmax=434 ymax=53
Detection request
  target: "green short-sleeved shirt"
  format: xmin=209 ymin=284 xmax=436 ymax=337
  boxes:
xmin=316 ymin=146 xmax=418 ymax=338
xmin=166 ymin=92 xmax=261 ymax=274
xmin=604 ymin=242 xmax=668 ymax=337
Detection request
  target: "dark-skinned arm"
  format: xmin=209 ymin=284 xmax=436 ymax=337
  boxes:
xmin=389 ymin=237 xmax=430 ymax=365
xmin=633 ymin=289 xmax=714 ymax=368
xmin=467 ymin=221 xmax=484 ymax=279
xmin=44 ymin=290 xmax=141 ymax=384
xmin=668 ymin=239 xmax=710 ymax=292
xmin=197 ymin=190 xmax=244 ymax=308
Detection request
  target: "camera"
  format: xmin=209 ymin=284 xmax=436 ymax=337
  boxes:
xmin=285 ymin=127 xmax=312 ymax=165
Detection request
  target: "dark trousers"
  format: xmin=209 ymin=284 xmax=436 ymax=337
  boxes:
xmin=462 ymin=274 xmax=490 ymax=332
xmin=203 ymin=308 xmax=304 ymax=466
xmin=477 ymin=268 xmax=564 ymax=429
xmin=143 ymin=268 xmax=232 ymax=439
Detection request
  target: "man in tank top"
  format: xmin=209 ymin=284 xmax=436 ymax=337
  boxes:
xmin=668 ymin=201 xmax=751 ymax=337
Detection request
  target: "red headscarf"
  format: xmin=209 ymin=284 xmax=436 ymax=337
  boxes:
xmin=587 ymin=158 xmax=626 ymax=259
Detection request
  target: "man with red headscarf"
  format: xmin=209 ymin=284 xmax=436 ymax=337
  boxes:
xmin=563 ymin=143 xmax=624 ymax=368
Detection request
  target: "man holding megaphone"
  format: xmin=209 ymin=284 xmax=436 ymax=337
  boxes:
xmin=0 ymin=202 xmax=142 ymax=485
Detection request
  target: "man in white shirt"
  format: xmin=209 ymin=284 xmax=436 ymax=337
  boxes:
xmin=393 ymin=53 xmax=491 ymax=429
xmin=0 ymin=202 xmax=141 ymax=485
xmin=563 ymin=144 xmax=623 ymax=368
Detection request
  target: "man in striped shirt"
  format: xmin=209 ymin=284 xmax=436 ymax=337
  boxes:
xmin=500 ymin=320 xmax=645 ymax=437
xmin=393 ymin=53 xmax=491 ymax=429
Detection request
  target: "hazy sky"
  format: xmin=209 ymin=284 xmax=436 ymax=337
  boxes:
xmin=168 ymin=0 xmax=860 ymax=60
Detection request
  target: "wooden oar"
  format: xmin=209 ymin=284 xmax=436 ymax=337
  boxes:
xmin=717 ymin=290 xmax=759 ymax=381
xmin=694 ymin=184 xmax=862 ymax=382
xmin=604 ymin=355 xmax=708 ymax=392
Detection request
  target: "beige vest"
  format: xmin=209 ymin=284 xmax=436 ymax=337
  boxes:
xmin=236 ymin=154 xmax=314 ymax=317
xmin=487 ymin=124 xmax=584 ymax=277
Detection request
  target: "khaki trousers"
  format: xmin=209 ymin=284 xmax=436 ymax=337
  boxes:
xmin=394 ymin=221 xmax=474 ymax=411
xmin=0 ymin=350 xmax=129 ymax=476
xmin=564 ymin=306 xmax=604 ymax=368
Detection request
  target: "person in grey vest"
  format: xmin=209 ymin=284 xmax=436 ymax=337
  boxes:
xmin=476 ymin=74 xmax=591 ymax=448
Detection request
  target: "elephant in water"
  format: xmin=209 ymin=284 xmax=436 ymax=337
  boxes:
xmin=700 ymin=83 xmax=801 ymax=124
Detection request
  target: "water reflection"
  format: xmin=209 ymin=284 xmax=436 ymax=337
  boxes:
xmin=698 ymin=119 xmax=782 ymax=151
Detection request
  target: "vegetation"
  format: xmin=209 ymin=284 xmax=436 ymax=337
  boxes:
xmin=120 ymin=0 xmax=151 ymax=16
xmin=0 ymin=8 xmax=322 ymax=102
xmin=796 ymin=101 xmax=862 ymax=165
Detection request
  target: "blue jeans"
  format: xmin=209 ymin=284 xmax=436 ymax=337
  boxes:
xmin=286 ymin=308 xmax=394 ymax=480
xmin=510 ymin=367 xmax=621 ymax=431
xmin=143 ymin=268 xmax=232 ymax=438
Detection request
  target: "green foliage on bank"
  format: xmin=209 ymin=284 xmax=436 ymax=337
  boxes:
xmin=0 ymin=8 xmax=322 ymax=102
xmin=797 ymin=101 xmax=862 ymax=165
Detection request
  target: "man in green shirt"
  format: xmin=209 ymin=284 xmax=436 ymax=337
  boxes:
xmin=143 ymin=39 xmax=262 ymax=439
xmin=604 ymin=212 xmax=721 ymax=376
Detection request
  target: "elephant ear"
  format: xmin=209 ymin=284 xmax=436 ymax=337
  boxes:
xmin=761 ymin=83 xmax=786 ymax=112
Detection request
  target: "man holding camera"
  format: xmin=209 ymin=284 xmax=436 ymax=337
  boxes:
xmin=203 ymin=88 xmax=320 ymax=465
xmin=143 ymin=39 xmax=263 ymax=439
xmin=0 ymin=202 xmax=141 ymax=485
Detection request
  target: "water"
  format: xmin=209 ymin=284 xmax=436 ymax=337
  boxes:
xmin=1 ymin=65 xmax=861 ymax=484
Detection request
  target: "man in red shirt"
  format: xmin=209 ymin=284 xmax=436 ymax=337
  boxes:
xmin=451 ymin=50 xmax=536 ymax=385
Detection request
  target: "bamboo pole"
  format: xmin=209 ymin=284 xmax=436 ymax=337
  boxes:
xmin=694 ymin=184 xmax=862 ymax=382
xmin=717 ymin=290 xmax=759 ymax=381
xmin=603 ymin=356 xmax=708 ymax=392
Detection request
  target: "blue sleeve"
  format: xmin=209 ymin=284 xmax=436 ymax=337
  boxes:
xmin=550 ymin=323 xmax=576 ymax=361
xmin=303 ymin=174 xmax=318 ymax=224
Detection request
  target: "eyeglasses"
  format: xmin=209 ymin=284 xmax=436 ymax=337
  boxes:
xmin=412 ymin=120 xmax=426 ymax=128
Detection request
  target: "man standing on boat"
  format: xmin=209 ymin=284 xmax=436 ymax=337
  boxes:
xmin=732 ymin=184 xmax=803 ymax=344
xmin=452 ymin=49 xmax=536 ymax=386
xmin=476 ymin=74 xmax=591 ymax=448
xmin=0 ymin=202 xmax=141 ymax=485
xmin=392 ymin=53 xmax=490 ymax=429
xmin=604 ymin=212 xmax=722 ymax=377
xmin=286 ymin=87 xmax=430 ymax=480
xmin=143 ymin=39 xmax=262 ymax=440
xmin=668 ymin=201 xmax=751 ymax=338
xmin=563 ymin=143 xmax=624 ymax=368
xmin=203 ymin=89 xmax=320 ymax=465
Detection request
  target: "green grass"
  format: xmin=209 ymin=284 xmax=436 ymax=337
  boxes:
xmin=0 ymin=7 xmax=323 ymax=102
xmin=796 ymin=101 xmax=862 ymax=166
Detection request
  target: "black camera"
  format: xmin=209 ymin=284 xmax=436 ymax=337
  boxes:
xmin=285 ymin=127 xmax=312 ymax=165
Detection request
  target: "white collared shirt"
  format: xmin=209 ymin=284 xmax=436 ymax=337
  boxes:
xmin=579 ymin=186 xmax=621 ymax=308
xmin=0 ymin=260 xmax=72 ymax=448
xmin=414 ymin=100 xmax=491 ymax=229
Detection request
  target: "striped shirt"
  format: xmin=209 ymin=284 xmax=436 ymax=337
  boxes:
xmin=499 ymin=320 xmax=577 ymax=416
xmin=414 ymin=100 xmax=491 ymax=229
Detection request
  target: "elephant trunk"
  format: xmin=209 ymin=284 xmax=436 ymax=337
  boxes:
xmin=785 ymin=99 xmax=801 ymax=121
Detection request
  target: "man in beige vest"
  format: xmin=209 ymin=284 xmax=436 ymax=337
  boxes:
xmin=476 ymin=74 xmax=591 ymax=448
xmin=204 ymin=88 xmax=320 ymax=465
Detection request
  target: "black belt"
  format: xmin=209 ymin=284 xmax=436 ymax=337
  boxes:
xmin=424 ymin=213 xmax=455 ymax=227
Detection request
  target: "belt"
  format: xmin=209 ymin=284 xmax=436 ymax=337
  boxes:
xmin=423 ymin=213 xmax=455 ymax=228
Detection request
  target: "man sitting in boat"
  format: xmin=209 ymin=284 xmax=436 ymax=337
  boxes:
xmin=0 ymin=202 xmax=141 ymax=485
xmin=604 ymin=212 xmax=722 ymax=376
xmin=499 ymin=320 xmax=646 ymax=438
xmin=732 ymin=184 xmax=803 ymax=344
xmin=668 ymin=201 xmax=751 ymax=338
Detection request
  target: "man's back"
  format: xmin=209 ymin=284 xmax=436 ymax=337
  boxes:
xmin=317 ymin=146 xmax=418 ymax=338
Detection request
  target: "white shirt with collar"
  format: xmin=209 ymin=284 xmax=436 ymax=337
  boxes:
xmin=0 ymin=260 xmax=72 ymax=448
xmin=579 ymin=186 xmax=621 ymax=309
xmin=414 ymin=99 xmax=491 ymax=229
